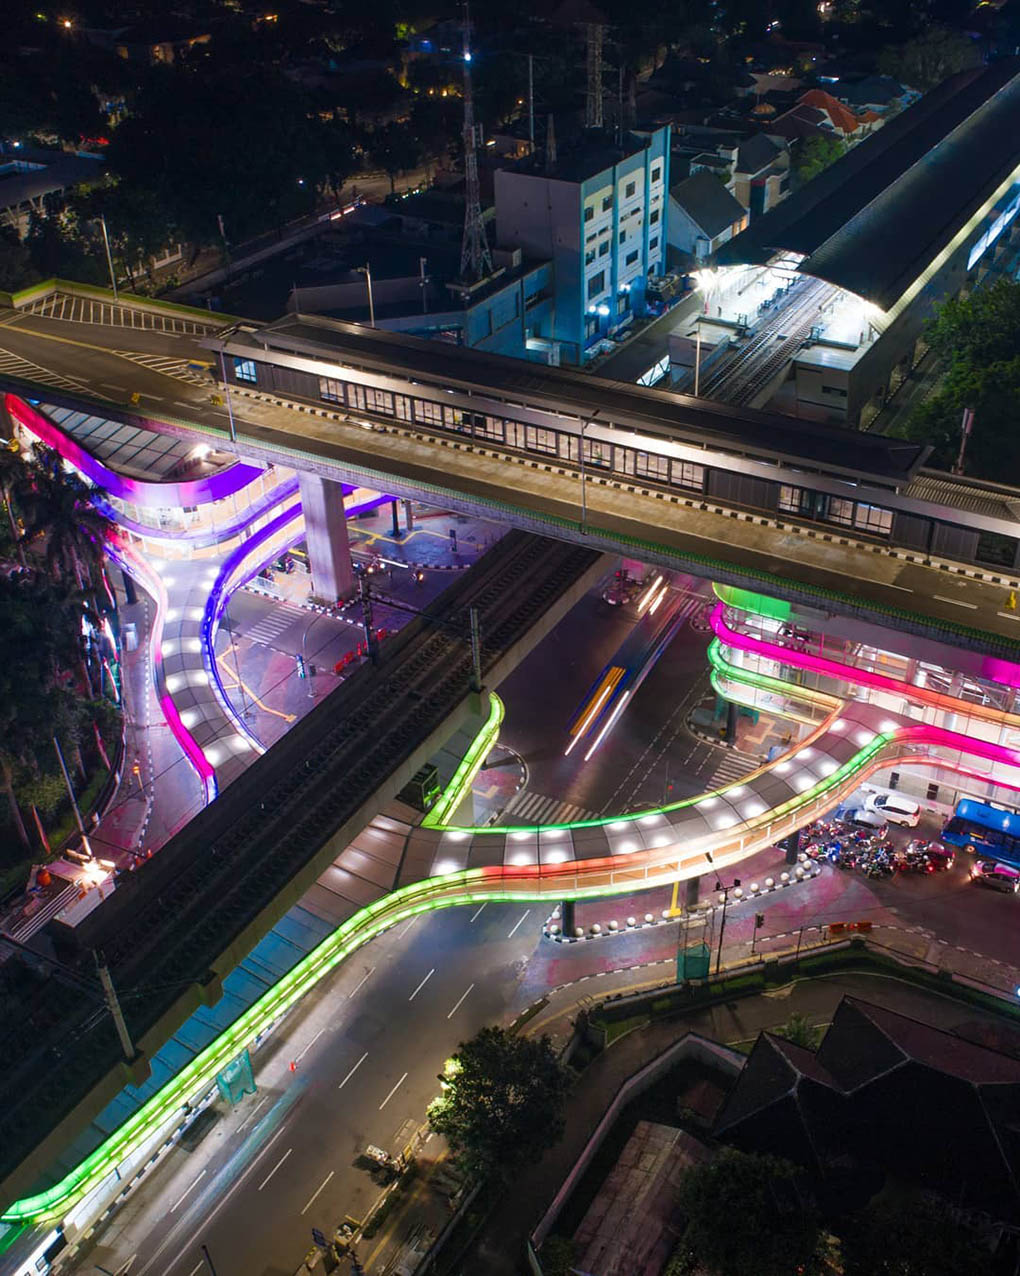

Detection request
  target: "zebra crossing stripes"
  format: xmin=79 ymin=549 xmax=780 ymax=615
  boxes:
xmin=0 ymin=345 xmax=93 ymax=395
xmin=241 ymin=605 xmax=302 ymax=646
xmin=112 ymin=350 xmax=212 ymax=385
xmin=705 ymin=750 xmax=758 ymax=787
xmin=500 ymin=790 xmax=599 ymax=828
xmin=22 ymin=292 xmax=219 ymax=335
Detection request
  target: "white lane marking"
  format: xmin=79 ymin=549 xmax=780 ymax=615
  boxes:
xmin=469 ymin=903 xmax=486 ymax=923
xmin=300 ymin=1170 xmax=335 ymax=1216
xmin=379 ymin=1072 xmax=408 ymax=1110
xmin=934 ymin=594 xmax=978 ymax=609
xmin=100 ymin=383 xmax=128 ymax=392
xmin=507 ymin=909 xmax=531 ymax=939
xmin=258 ymin=1147 xmax=292 ymax=1191
xmin=408 ymin=968 xmax=435 ymax=1002
xmin=236 ymin=1094 xmax=269 ymax=1133
xmin=339 ymin=1052 xmax=369 ymax=1090
xmin=447 ymin=983 xmax=475 ymax=1019
xmin=147 ymin=1126 xmax=288 ymax=1276
xmin=348 ymin=967 xmax=374 ymax=999
xmin=169 ymin=1170 xmax=206 ymax=1214
xmin=398 ymin=917 xmax=418 ymax=938
xmin=295 ymin=1027 xmax=325 ymax=1063
xmin=120 ymin=1256 xmax=137 ymax=1274
xmin=998 ymin=611 xmax=1020 ymax=621
xmin=884 ymin=583 xmax=913 ymax=592
xmin=188 ymin=1264 xmax=203 ymax=1276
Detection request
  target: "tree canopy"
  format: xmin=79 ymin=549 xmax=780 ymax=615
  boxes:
xmin=840 ymin=1190 xmax=995 ymax=1275
xmin=673 ymin=1149 xmax=819 ymax=1276
xmin=427 ymin=1026 xmax=569 ymax=1183
xmin=878 ymin=27 xmax=980 ymax=89
xmin=795 ymin=134 xmax=846 ymax=186
xmin=896 ymin=278 xmax=1020 ymax=480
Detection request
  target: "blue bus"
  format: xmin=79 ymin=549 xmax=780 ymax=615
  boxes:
xmin=942 ymin=799 xmax=1020 ymax=866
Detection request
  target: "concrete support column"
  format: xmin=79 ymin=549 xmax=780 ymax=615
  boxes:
xmin=560 ymin=900 xmax=576 ymax=937
xmin=298 ymin=473 xmax=354 ymax=604
xmin=390 ymin=499 xmax=400 ymax=538
xmin=402 ymin=499 xmax=414 ymax=531
xmin=684 ymin=877 xmax=700 ymax=907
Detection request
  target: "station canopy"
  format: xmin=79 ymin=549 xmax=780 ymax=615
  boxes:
xmin=716 ymin=59 xmax=1020 ymax=312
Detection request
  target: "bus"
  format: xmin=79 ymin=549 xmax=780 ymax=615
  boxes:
xmin=941 ymin=799 xmax=1020 ymax=866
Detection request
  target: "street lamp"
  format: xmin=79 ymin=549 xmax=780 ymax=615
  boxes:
xmin=713 ymin=877 xmax=741 ymax=976
xmin=579 ymin=408 xmax=600 ymax=535
xmin=356 ymin=263 xmax=375 ymax=328
xmin=99 ymin=214 xmax=118 ymax=303
xmin=301 ymin=612 xmax=327 ymax=699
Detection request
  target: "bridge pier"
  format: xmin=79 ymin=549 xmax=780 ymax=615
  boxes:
xmin=298 ymin=473 xmax=354 ymax=603
xmin=560 ymin=900 xmax=576 ymax=936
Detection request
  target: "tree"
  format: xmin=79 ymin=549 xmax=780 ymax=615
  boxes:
xmin=878 ymin=28 xmax=980 ymax=90
xmin=427 ymin=1026 xmax=569 ymax=1183
xmin=795 ymin=134 xmax=846 ymax=186
xmin=21 ymin=445 xmax=113 ymax=598
xmin=777 ymin=1011 xmax=824 ymax=1050
xmin=841 ymin=1190 xmax=994 ymax=1275
xmin=674 ymin=1149 xmax=819 ymax=1276
xmin=924 ymin=276 xmax=1020 ymax=367
xmin=367 ymin=122 xmax=424 ymax=194
xmin=0 ymin=228 xmax=38 ymax=293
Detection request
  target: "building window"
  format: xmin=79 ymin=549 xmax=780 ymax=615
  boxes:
xmin=395 ymin=394 xmax=412 ymax=421
xmin=976 ymin=529 xmax=1018 ymax=567
xmin=588 ymin=270 xmax=605 ymax=298
xmin=854 ymin=503 xmax=893 ymax=536
xmin=583 ymin=437 xmax=611 ymax=468
xmin=234 ymin=358 xmax=257 ymax=383
xmin=625 ymin=180 xmax=636 ymax=199
xmin=347 ymin=383 xmax=366 ymax=410
xmin=584 ymin=204 xmax=594 ymax=223
xmin=649 ymin=208 xmax=660 ymax=225
xmin=635 ymin=451 xmax=669 ymax=483
xmin=415 ymin=399 xmax=443 ymax=426
xmin=672 ymin=460 xmax=705 ymax=490
xmin=827 ymin=497 xmax=854 ymax=527
xmin=319 ymin=376 xmax=342 ymax=402
xmin=625 ymin=249 xmax=639 ymax=266
xmin=524 ymin=424 xmax=558 ymax=454
xmin=599 ymin=240 xmax=609 ymax=256
xmin=618 ymin=291 xmax=631 ymax=315
xmin=444 ymin=406 xmax=473 ymax=434
xmin=585 ymin=249 xmax=596 ymax=266
xmin=619 ymin=230 xmax=627 ymax=245
xmin=477 ymin=415 xmax=505 ymax=442
xmin=778 ymin=484 xmax=800 ymax=514
xmin=649 ymin=236 xmax=659 ymax=251
xmin=365 ymin=387 xmax=394 ymax=414
xmin=602 ymin=194 xmax=613 ymax=211
xmin=651 ymin=165 xmax=661 ymax=183
xmin=821 ymin=385 xmax=848 ymax=398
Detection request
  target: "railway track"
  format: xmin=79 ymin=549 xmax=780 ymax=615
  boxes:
xmin=699 ymin=277 xmax=834 ymax=407
xmin=0 ymin=531 xmax=602 ymax=1180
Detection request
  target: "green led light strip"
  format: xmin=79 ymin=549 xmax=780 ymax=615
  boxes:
xmin=0 ymin=655 xmax=903 ymax=1225
xmin=423 ymin=693 xmax=504 ymax=829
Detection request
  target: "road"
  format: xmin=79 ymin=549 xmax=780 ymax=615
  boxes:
xmin=2 ymin=300 xmax=1020 ymax=652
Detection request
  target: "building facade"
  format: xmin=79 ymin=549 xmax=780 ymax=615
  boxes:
xmin=494 ymin=127 xmax=671 ymax=364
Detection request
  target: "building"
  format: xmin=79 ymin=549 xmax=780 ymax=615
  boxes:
xmin=716 ymin=996 xmax=1020 ymax=1223
xmin=0 ymin=146 xmax=105 ymax=238
xmin=668 ymin=171 xmax=748 ymax=264
xmin=494 ymin=127 xmax=670 ymax=363
xmin=715 ymin=59 xmax=1020 ymax=424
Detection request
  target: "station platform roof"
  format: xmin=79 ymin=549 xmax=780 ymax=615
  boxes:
xmin=716 ymin=59 xmax=1020 ymax=311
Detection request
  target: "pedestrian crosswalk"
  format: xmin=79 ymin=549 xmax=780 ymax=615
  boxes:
xmin=500 ymin=790 xmax=599 ymax=828
xmin=0 ymin=344 xmax=92 ymax=395
xmin=241 ymin=604 xmax=302 ymax=646
xmin=703 ymin=748 xmax=758 ymax=788
xmin=112 ymin=350 xmax=213 ymax=385
xmin=23 ymin=292 xmax=220 ymax=335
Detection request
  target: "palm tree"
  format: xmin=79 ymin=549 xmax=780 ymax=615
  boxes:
xmin=20 ymin=446 xmax=114 ymax=598
xmin=0 ymin=439 xmax=30 ymax=569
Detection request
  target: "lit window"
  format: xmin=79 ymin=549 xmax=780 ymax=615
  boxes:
xmin=234 ymin=358 xmax=257 ymax=383
xmin=778 ymin=484 xmax=801 ymax=513
xmin=854 ymin=503 xmax=893 ymax=536
xmin=672 ymin=460 xmax=705 ymax=490
xmin=635 ymin=452 xmax=669 ymax=482
xmin=365 ymin=387 xmax=394 ymax=414
xmin=319 ymin=376 xmax=343 ymax=402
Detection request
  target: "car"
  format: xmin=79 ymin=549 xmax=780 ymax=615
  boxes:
xmin=923 ymin=842 xmax=954 ymax=871
xmin=971 ymin=860 xmax=1020 ymax=893
xmin=864 ymin=791 xmax=921 ymax=828
xmin=843 ymin=807 xmax=888 ymax=830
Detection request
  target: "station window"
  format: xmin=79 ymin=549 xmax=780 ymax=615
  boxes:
xmin=319 ymin=376 xmax=343 ymax=402
xmin=583 ymin=437 xmax=611 ymax=468
xmin=234 ymin=358 xmax=257 ymax=384
xmin=827 ymin=498 xmax=854 ymax=527
xmin=347 ymin=383 xmax=366 ymax=410
xmin=477 ymin=415 xmax=505 ymax=443
xmin=976 ymin=528 xmax=1018 ymax=567
xmin=672 ymin=460 xmax=705 ymax=490
xmin=395 ymin=394 xmax=412 ymax=421
xmin=365 ymin=387 xmax=394 ymax=415
xmin=415 ymin=399 xmax=443 ymax=426
xmin=854 ymin=503 xmax=893 ymax=536
xmin=635 ymin=451 xmax=669 ymax=483
xmin=778 ymin=484 xmax=801 ymax=514
xmin=524 ymin=425 xmax=558 ymax=454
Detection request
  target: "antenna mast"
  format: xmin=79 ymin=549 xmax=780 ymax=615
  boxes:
xmin=459 ymin=3 xmax=493 ymax=282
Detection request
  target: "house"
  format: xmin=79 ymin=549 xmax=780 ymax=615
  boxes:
xmin=798 ymin=88 xmax=879 ymax=139
xmin=725 ymin=133 xmax=790 ymax=215
xmin=837 ymin=74 xmax=916 ymax=116
xmin=668 ymin=171 xmax=747 ymax=264
xmin=0 ymin=146 xmax=105 ymax=238
xmin=715 ymin=996 xmax=1020 ymax=1223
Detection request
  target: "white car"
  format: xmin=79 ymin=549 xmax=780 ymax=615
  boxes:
xmin=864 ymin=791 xmax=921 ymax=828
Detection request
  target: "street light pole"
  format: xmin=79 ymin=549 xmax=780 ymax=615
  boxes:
xmin=301 ymin=613 xmax=326 ymax=699
xmin=713 ymin=877 xmax=741 ymax=976
xmin=579 ymin=408 xmax=600 ymax=534
xmin=357 ymin=263 xmax=375 ymax=327
xmin=217 ymin=348 xmax=238 ymax=445
xmin=53 ymin=735 xmax=92 ymax=858
xmin=99 ymin=214 xmax=118 ymax=303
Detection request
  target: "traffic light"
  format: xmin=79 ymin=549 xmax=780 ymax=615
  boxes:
xmin=295 ymin=653 xmax=307 ymax=679
xmin=755 ymin=913 xmax=765 ymax=929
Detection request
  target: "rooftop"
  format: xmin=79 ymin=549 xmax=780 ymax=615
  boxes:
xmin=503 ymin=128 xmax=657 ymax=185
xmin=670 ymin=171 xmax=746 ymax=238
xmin=718 ymin=59 xmax=1020 ymax=310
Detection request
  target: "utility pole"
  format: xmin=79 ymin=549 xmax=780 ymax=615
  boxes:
xmin=459 ymin=2 xmax=493 ymax=282
xmin=713 ymin=878 xmax=740 ymax=976
xmin=953 ymin=406 xmax=974 ymax=475
xmin=359 ymin=572 xmax=379 ymax=665
xmin=95 ymin=951 xmax=134 ymax=1061
xmin=469 ymin=606 xmax=482 ymax=692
